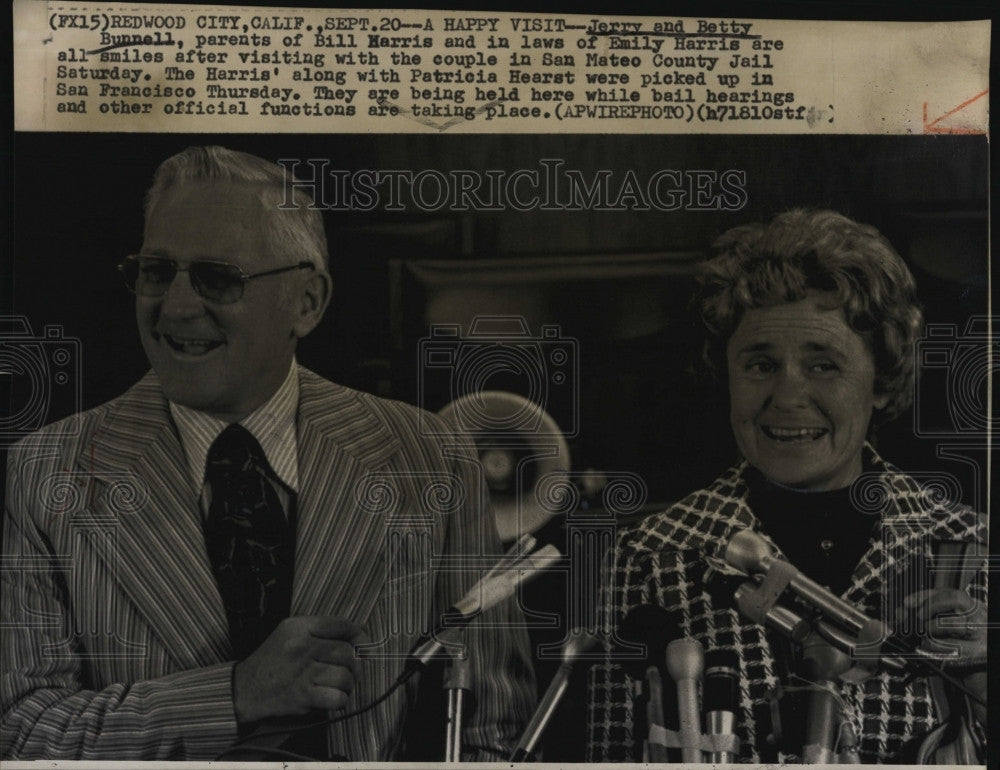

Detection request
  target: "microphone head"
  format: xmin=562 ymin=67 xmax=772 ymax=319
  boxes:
xmin=665 ymin=637 xmax=705 ymax=681
xmin=457 ymin=544 xmax=561 ymax=616
xmin=723 ymin=529 xmax=772 ymax=574
xmin=562 ymin=630 xmax=601 ymax=663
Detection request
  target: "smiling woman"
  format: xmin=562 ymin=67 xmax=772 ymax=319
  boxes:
xmin=590 ymin=210 xmax=987 ymax=764
xmin=725 ymin=293 xmax=887 ymax=491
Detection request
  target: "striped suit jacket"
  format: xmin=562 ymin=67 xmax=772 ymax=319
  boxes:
xmin=1 ymin=367 xmax=535 ymax=760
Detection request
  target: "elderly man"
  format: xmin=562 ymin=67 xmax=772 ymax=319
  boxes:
xmin=2 ymin=147 xmax=535 ymax=760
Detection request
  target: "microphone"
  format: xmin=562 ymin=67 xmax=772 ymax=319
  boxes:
xmin=618 ymin=605 xmax=676 ymax=763
xmin=800 ymin=633 xmax=853 ymax=764
xmin=813 ymin=618 xmax=907 ymax=674
xmin=734 ymin=583 xmax=811 ymax=642
xmin=665 ymin=637 xmax=704 ymax=764
xmin=724 ymin=530 xmax=888 ymax=641
xmin=408 ymin=544 xmax=560 ymax=670
xmin=703 ymin=649 xmax=740 ymax=763
xmin=510 ymin=630 xmax=600 ymax=762
xmin=226 ymin=542 xmax=558 ymax=761
xmin=726 ymin=532 xmax=913 ymax=674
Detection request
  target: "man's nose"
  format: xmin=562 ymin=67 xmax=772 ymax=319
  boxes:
xmin=770 ymin=366 xmax=810 ymax=408
xmin=159 ymin=269 xmax=205 ymax=318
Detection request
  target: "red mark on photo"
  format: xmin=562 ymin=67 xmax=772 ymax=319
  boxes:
xmin=923 ymin=90 xmax=988 ymax=135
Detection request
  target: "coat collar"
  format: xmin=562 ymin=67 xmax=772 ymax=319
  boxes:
xmin=83 ymin=368 xmax=402 ymax=480
xmin=633 ymin=444 xmax=975 ymax=608
xmin=77 ymin=368 xmax=406 ymax=667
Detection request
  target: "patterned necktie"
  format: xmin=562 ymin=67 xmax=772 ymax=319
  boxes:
xmin=204 ymin=424 xmax=294 ymax=660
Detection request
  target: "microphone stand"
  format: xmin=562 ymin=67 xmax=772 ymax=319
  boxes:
xmin=800 ymin=634 xmax=852 ymax=764
xmin=644 ymin=665 xmax=669 ymax=763
xmin=510 ymin=630 xmax=601 ymax=762
xmin=403 ymin=538 xmax=560 ymax=762
xmin=443 ymin=638 xmax=472 ymax=763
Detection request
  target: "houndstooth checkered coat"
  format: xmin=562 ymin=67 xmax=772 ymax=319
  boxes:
xmin=587 ymin=446 xmax=986 ymax=763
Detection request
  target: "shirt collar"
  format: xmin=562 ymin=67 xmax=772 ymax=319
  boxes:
xmin=169 ymin=362 xmax=300 ymax=493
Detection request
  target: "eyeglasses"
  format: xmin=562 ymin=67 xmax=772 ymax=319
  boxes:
xmin=118 ymin=255 xmax=315 ymax=304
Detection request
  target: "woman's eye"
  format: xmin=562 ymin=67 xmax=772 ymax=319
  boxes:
xmin=746 ymin=360 xmax=776 ymax=375
xmin=811 ymin=361 xmax=840 ymax=374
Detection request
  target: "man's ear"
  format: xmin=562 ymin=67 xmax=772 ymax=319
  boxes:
xmin=291 ymin=270 xmax=332 ymax=339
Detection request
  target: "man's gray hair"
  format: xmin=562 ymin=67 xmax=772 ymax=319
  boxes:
xmin=144 ymin=146 xmax=329 ymax=273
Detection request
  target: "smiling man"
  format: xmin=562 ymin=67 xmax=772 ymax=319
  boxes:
xmin=1 ymin=147 xmax=535 ymax=760
xmin=133 ymin=178 xmax=320 ymax=420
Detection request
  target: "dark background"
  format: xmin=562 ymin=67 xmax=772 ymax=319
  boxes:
xmin=9 ymin=133 xmax=989 ymax=497
xmin=6 ymin=133 xmax=990 ymax=761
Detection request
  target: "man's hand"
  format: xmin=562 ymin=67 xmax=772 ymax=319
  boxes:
xmin=233 ymin=617 xmax=367 ymax=723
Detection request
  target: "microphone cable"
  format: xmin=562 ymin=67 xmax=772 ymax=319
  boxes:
xmin=215 ymin=670 xmax=412 ymax=760
xmin=901 ymin=651 xmax=986 ymax=709
xmin=215 ymin=538 xmax=558 ymax=761
xmin=222 ymin=744 xmax=333 ymax=761
xmin=762 ymin=582 xmax=987 ymax=709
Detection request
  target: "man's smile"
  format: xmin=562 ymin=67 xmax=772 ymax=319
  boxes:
xmin=157 ymin=331 xmax=225 ymax=357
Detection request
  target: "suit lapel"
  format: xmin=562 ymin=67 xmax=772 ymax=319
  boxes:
xmin=80 ymin=373 xmax=231 ymax=668
xmin=291 ymin=370 xmax=405 ymax=624
xmin=79 ymin=369 xmax=414 ymax=663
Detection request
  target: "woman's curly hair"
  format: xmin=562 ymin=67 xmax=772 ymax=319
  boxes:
xmin=696 ymin=209 xmax=922 ymax=424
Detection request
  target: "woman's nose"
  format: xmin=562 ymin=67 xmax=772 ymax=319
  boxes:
xmin=770 ymin=366 xmax=810 ymax=409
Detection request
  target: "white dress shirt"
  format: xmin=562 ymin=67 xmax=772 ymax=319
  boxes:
xmin=169 ymin=362 xmax=300 ymax=516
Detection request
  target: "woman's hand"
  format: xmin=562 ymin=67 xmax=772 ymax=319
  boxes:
xmin=896 ymin=588 xmax=986 ymax=721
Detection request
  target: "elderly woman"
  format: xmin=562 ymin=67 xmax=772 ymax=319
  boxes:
xmin=588 ymin=210 xmax=986 ymax=763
